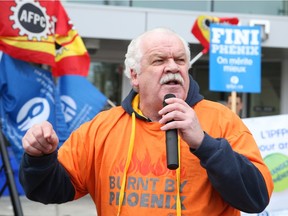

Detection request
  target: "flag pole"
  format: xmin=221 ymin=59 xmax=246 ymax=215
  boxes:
xmin=190 ymin=48 xmax=208 ymax=67
xmin=0 ymin=126 xmax=24 ymax=216
xmin=107 ymin=99 xmax=116 ymax=107
xmin=231 ymin=91 xmax=237 ymax=114
xmin=190 ymin=51 xmax=204 ymax=67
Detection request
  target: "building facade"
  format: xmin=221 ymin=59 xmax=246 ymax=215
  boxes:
xmin=63 ymin=1 xmax=288 ymax=118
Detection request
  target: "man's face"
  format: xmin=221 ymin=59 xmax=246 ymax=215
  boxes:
xmin=131 ymin=33 xmax=190 ymax=107
xmin=227 ymin=96 xmax=243 ymax=115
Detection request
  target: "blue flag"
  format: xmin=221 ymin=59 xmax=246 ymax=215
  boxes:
xmin=57 ymin=75 xmax=108 ymax=132
xmin=0 ymin=53 xmax=69 ymax=161
xmin=0 ymin=53 xmax=108 ymax=162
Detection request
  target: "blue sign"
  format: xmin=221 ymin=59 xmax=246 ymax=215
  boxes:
xmin=209 ymin=24 xmax=261 ymax=93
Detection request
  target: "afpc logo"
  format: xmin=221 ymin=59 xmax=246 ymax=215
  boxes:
xmin=9 ymin=0 xmax=52 ymax=40
xmin=17 ymin=97 xmax=50 ymax=131
xmin=60 ymin=95 xmax=77 ymax=123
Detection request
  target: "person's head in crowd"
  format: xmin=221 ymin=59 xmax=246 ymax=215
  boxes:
xmin=226 ymin=93 xmax=243 ymax=116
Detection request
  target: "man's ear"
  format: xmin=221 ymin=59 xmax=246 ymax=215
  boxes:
xmin=130 ymin=69 xmax=139 ymax=89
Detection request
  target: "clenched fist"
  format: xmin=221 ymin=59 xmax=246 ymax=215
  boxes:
xmin=22 ymin=121 xmax=59 ymax=157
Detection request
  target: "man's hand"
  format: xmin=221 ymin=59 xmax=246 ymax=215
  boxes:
xmin=22 ymin=121 xmax=59 ymax=157
xmin=159 ymin=97 xmax=204 ymax=150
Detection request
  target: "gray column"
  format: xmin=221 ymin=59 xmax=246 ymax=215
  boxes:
xmin=280 ymin=51 xmax=288 ymax=114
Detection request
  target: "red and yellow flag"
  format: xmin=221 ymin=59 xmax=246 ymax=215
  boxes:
xmin=0 ymin=0 xmax=90 ymax=76
xmin=191 ymin=15 xmax=239 ymax=54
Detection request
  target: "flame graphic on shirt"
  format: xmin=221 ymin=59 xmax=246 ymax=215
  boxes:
xmin=113 ymin=149 xmax=186 ymax=177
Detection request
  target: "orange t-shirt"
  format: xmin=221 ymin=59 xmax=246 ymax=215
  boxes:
xmin=58 ymin=99 xmax=273 ymax=216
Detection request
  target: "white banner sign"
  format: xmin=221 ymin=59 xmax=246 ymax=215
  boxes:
xmin=242 ymin=114 xmax=288 ymax=215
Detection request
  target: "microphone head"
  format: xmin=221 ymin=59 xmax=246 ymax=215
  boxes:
xmin=163 ymin=94 xmax=176 ymax=107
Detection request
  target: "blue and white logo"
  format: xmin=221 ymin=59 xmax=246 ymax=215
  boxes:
xmin=60 ymin=95 xmax=77 ymax=123
xmin=17 ymin=97 xmax=50 ymax=131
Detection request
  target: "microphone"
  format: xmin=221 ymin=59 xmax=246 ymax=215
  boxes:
xmin=163 ymin=94 xmax=179 ymax=170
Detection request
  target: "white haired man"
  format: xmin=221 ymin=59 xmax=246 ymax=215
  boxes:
xmin=20 ymin=28 xmax=273 ymax=216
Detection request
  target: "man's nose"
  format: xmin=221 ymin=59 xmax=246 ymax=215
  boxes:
xmin=164 ymin=60 xmax=179 ymax=73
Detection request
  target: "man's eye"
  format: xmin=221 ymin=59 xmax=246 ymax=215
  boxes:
xmin=153 ymin=59 xmax=163 ymax=64
xmin=176 ymin=59 xmax=186 ymax=64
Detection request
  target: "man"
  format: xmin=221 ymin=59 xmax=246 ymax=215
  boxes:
xmin=20 ymin=28 xmax=273 ymax=216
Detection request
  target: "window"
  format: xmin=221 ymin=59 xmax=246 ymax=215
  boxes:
xmin=88 ymin=62 xmax=123 ymax=106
